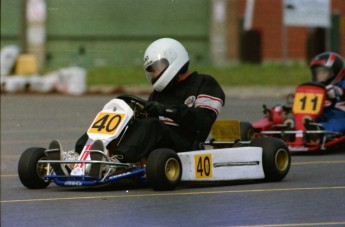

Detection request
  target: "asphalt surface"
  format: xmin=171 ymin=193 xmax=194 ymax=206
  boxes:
xmin=1 ymin=94 xmax=345 ymax=227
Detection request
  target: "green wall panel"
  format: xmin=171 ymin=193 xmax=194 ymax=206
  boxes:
xmin=46 ymin=0 xmax=209 ymax=37
xmin=1 ymin=0 xmax=21 ymax=36
xmin=45 ymin=39 xmax=209 ymax=68
xmin=1 ymin=0 xmax=210 ymax=68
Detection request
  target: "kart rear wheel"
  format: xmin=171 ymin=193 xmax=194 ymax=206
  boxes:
xmin=18 ymin=147 xmax=51 ymax=189
xmin=250 ymin=138 xmax=290 ymax=182
xmin=146 ymin=148 xmax=182 ymax=191
xmin=240 ymin=121 xmax=255 ymax=141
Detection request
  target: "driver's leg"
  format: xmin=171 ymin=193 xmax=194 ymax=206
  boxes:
xmin=110 ymin=117 xmax=192 ymax=162
xmin=319 ymin=110 xmax=345 ymax=132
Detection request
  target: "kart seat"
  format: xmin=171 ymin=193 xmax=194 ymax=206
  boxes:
xmin=210 ymin=120 xmax=241 ymax=142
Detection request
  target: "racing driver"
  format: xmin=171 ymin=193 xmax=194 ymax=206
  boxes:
xmin=75 ymin=38 xmax=225 ymax=162
xmin=308 ymin=51 xmax=345 ymax=133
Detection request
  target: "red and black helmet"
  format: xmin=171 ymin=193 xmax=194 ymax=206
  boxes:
xmin=310 ymin=52 xmax=345 ymax=85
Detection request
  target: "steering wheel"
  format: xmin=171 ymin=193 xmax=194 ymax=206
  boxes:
xmin=117 ymin=94 xmax=148 ymax=118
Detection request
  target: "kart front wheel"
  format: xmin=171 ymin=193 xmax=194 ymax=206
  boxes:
xmin=240 ymin=121 xmax=255 ymax=141
xmin=146 ymin=148 xmax=182 ymax=191
xmin=250 ymin=138 xmax=290 ymax=182
xmin=18 ymin=147 xmax=51 ymax=189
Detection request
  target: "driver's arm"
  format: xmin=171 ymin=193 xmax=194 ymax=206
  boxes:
xmin=169 ymin=104 xmax=217 ymax=133
xmin=144 ymin=98 xmax=222 ymax=135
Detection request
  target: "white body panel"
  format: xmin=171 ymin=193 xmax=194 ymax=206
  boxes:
xmin=179 ymin=147 xmax=265 ymax=181
xmin=87 ymin=99 xmax=134 ymax=146
xmin=72 ymin=99 xmax=134 ymax=176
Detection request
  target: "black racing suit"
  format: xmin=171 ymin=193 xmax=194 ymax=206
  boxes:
xmin=76 ymin=72 xmax=225 ymax=162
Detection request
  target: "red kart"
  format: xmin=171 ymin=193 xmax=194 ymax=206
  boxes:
xmin=241 ymin=83 xmax=345 ymax=152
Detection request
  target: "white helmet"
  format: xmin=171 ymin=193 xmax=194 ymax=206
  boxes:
xmin=143 ymin=38 xmax=189 ymax=92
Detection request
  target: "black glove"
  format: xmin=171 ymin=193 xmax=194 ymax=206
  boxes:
xmin=144 ymin=101 xmax=178 ymax=118
xmin=144 ymin=101 xmax=165 ymax=117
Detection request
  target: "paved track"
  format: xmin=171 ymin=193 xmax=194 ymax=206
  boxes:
xmin=1 ymin=94 xmax=345 ymax=227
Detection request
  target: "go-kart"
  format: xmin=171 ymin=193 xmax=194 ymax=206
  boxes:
xmin=242 ymin=82 xmax=345 ymax=152
xmin=18 ymin=95 xmax=291 ymax=191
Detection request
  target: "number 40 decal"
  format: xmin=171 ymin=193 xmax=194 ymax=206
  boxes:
xmin=194 ymin=154 xmax=212 ymax=179
xmin=88 ymin=112 xmax=125 ymax=135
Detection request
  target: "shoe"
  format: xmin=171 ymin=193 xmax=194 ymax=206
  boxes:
xmin=62 ymin=150 xmax=79 ymax=161
xmin=105 ymin=155 xmax=122 ymax=175
xmin=304 ymin=119 xmax=324 ymax=144
xmin=109 ymin=155 xmax=121 ymax=164
xmin=46 ymin=140 xmax=68 ymax=175
xmin=89 ymin=140 xmax=105 ymax=178
xmin=304 ymin=119 xmax=324 ymax=131
xmin=61 ymin=150 xmax=79 ymax=172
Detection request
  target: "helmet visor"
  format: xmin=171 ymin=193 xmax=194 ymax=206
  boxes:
xmin=145 ymin=58 xmax=169 ymax=85
xmin=311 ymin=66 xmax=333 ymax=83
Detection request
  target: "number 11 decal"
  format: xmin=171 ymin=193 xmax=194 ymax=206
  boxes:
xmin=293 ymin=93 xmax=323 ymax=114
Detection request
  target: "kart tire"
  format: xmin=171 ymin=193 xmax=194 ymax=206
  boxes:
xmin=18 ymin=147 xmax=51 ymax=189
xmin=250 ymin=138 xmax=290 ymax=182
xmin=146 ymin=148 xmax=182 ymax=191
xmin=240 ymin=121 xmax=255 ymax=141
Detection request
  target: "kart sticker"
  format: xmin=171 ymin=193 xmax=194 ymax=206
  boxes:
xmin=194 ymin=154 xmax=212 ymax=179
xmin=293 ymin=93 xmax=324 ymax=115
xmin=88 ymin=112 xmax=126 ymax=135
